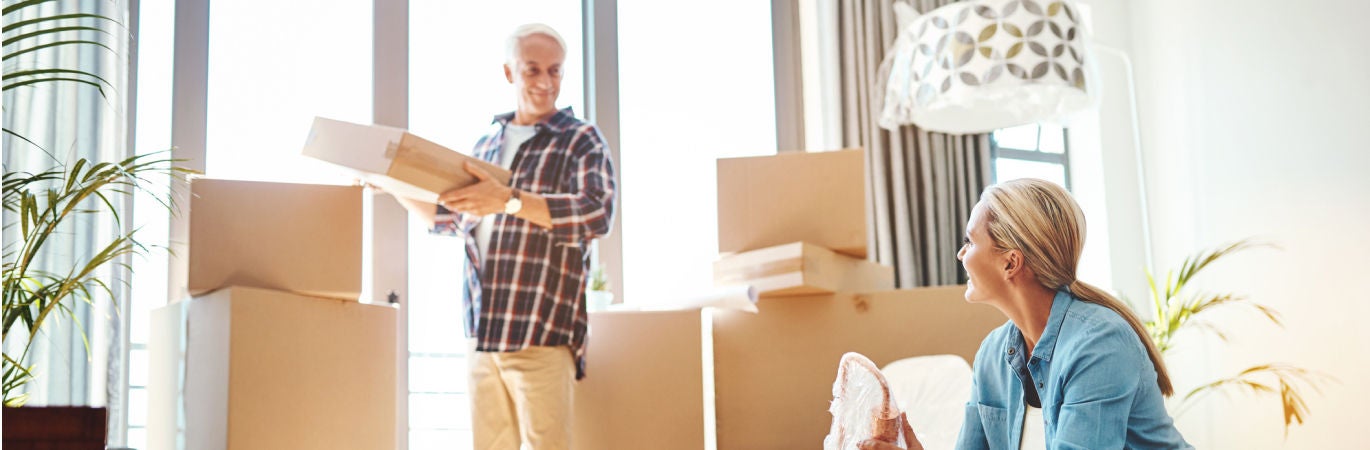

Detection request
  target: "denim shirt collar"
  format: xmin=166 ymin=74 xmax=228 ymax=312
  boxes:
xmin=1005 ymin=289 xmax=1074 ymax=363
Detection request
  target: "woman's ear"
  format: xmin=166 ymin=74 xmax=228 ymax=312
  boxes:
xmin=1003 ymin=250 xmax=1023 ymax=279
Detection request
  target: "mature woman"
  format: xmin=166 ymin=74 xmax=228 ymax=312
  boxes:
xmin=862 ymin=179 xmax=1191 ymax=450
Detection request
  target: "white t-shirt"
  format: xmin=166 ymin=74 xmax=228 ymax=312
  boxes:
xmin=1021 ymin=406 xmax=1045 ymax=450
xmin=474 ymin=123 xmax=536 ymax=267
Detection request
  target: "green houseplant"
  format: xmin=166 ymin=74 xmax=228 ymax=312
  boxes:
xmin=3 ymin=154 xmax=185 ymax=406
xmin=3 ymin=0 xmax=187 ymax=411
xmin=1139 ymin=239 xmax=1330 ymax=437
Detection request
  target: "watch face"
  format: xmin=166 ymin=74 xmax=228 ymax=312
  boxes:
xmin=505 ymin=197 xmax=523 ymax=215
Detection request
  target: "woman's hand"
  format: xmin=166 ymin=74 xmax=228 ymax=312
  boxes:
xmin=858 ymin=412 xmax=923 ymax=450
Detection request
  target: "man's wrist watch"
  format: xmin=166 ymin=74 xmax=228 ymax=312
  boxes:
xmin=503 ymin=188 xmax=523 ymax=215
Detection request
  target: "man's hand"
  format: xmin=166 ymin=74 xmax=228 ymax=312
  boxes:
xmin=438 ymin=162 xmax=512 ymax=216
xmin=857 ymin=412 xmax=924 ymax=450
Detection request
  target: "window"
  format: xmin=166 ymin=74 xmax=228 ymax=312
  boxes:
xmin=617 ymin=0 xmax=777 ymax=304
xmin=203 ymin=0 xmax=372 ymax=184
xmin=127 ymin=0 xmax=176 ymax=448
xmin=991 ymin=123 xmax=1071 ymax=189
xmin=407 ymin=2 xmax=583 ymax=448
xmin=142 ymin=1 xmax=779 ymax=447
xmin=130 ymin=1 xmax=373 ymax=448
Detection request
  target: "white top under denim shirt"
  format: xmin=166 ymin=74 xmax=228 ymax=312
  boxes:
xmin=956 ymin=290 xmax=1193 ymax=450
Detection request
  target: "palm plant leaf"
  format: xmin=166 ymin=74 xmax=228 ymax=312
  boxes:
xmin=2 ymin=25 xmax=110 ymax=47
xmin=1166 ymin=240 xmax=1268 ymax=300
xmin=3 ymin=0 xmax=61 ymax=15
xmin=2 ymin=128 xmax=52 ymax=157
xmin=1141 ymin=239 xmax=1332 ymax=437
xmin=3 ymin=39 xmax=114 ymax=62
xmin=1179 ymin=364 xmax=1332 ymax=437
xmin=4 ymin=68 xmax=114 ymax=89
xmin=3 ymin=12 xmax=120 ymax=34
xmin=2 ymin=151 xmax=189 ymax=398
xmin=4 ymin=76 xmax=106 ymax=97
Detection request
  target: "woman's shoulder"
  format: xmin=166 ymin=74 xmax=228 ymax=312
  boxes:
xmin=1059 ymin=297 xmax=1149 ymax=360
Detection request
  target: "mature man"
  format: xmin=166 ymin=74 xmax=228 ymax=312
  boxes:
xmin=394 ymin=23 xmax=616 ymax=449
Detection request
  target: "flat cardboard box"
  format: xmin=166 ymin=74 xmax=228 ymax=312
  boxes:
xmin=302 ymin=117 xmax=510 ymax=203
xmin=717 ymin=149 xmax=868 ymax=257
xmin=189 ymin=178 xmax=363 ymax=300
xmin=147 ymin=286 xmax=397 ymax=450
xmin=574 ymin=310 xmax=711 ymax=450
xmin=709 ymin=286 xmax=1006 ymax=449
xmin=713 ymin=241 xmax=894 ymax=297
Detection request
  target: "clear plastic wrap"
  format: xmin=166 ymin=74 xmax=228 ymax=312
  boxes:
xmin=823 ymin=352 xmax=907 ymax=450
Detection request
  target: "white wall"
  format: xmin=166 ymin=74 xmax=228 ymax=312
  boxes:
xmin=1106 ymin=0 xmax=1370 ymax=448
xmin=1069 ymin=0 xmax=1150 ymax=301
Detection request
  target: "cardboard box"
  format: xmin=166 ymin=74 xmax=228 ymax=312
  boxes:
xmin=709 ymin=286 xmax=1006 ymax=449
xmin=147 ymin=286 xmax=397 ymax=450
xmin=302 ymin=117 xmax=511 ymax=203
xmin=574 ymin=310 xmax=711 ymax=450
xmin=713 ymin=241 xmax=894 ymax=297
xmin=189 ymin=178 xmax=363 ymax=300
xmin=717 ymin=149 xmax=868 ymax=258
xmin=570 ymin=286 xmax=1003 ymax=450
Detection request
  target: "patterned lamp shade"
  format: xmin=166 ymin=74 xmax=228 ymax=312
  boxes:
xmin=880 ymin=0 xmax=1097 ymax=134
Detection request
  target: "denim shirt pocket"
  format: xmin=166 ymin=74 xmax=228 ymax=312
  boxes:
xmin=977 ymin=403 xmax=1010 ymax=450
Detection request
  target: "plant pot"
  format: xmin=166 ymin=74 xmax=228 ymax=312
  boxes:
xmin=586 ymin=290 xmax=615 ymax=312
xmin=2 ymin=406 xmax=106 ymax=449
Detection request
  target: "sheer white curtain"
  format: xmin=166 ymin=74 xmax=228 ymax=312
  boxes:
xmin=2 ymin=0 xmax=133 ymax=442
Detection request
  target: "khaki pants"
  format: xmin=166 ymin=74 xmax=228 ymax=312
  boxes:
xmin=468 ymin=342 xmax=575 ymax=450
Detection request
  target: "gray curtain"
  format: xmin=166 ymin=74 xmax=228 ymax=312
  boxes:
xmin=2 ymin=0 xmax=131 ymax=443
xmin=839 ymin=0 xmax=993 ymax=287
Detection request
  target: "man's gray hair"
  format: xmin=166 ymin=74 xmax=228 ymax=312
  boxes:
xmin=506 ymin=23 xmax=567 ymax=66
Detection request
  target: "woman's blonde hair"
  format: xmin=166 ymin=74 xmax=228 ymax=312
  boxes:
xmin=979 ymin=178 xmax=1173 ymax=396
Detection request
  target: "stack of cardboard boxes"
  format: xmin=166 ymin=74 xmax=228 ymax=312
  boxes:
xmin=573 ymin=149 xmax=1005 ymax=449
xmin=711 ymin=149 xmax=894 ymax=297
xmin=148 ymin=118 xmax=514 ymax=450
xmin=147 ymin=179 xmax=398 ymax=450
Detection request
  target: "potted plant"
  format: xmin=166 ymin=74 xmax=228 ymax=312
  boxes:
xmin=585 ymin=267 xmax=614 ymax=312
xmin=3 ymin=0 xmax=188 ymax=446
xmin=1138 ymin=239 xmax=1331 ymax=437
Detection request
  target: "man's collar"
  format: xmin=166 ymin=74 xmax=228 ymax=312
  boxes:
xmin=492 ymin=106 xmax=576 ymax=133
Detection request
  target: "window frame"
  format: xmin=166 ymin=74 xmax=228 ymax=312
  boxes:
xmin=990 ymin=124 xmax=1073 ymax=190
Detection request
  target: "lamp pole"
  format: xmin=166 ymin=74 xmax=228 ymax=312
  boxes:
xmin=1093 ymin=44 xmax=1155 ymax=275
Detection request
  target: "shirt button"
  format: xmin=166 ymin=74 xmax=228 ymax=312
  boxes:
xmin=1037 ymin=382 xmax=1044 ymax=388
xmin=1008 ymin=348 xmax=1016 ymax=355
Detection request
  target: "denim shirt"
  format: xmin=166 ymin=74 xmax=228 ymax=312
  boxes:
xmin=955 ymin=290 xmax=1192 ymax=450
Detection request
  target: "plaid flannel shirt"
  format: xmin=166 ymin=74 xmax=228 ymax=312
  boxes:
xmin=431 ymin=107 xmax=615 ymax=379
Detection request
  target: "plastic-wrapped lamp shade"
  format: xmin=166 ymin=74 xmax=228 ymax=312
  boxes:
xmin=880 ymin=0 xmax=1097 ymax=134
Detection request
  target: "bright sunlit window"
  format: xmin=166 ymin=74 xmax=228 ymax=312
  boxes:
xmin=126 ymin=0 xmax=175 ymax=448
xmin=407 ymin=2 xmax=582 ymax=448
xmin=203 ymin=0 xmax=372 ymax=185
xmin=618 ymin=0 xmax=778 ymax=305
xmin=991 ymin=123 xmax=1071 ymax=189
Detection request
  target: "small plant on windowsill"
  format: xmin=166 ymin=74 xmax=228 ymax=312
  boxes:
xmin=585 ymin=267 xmax=613 ymax=312
xmin=1138 ymin=239 xmax=1333 ymax=438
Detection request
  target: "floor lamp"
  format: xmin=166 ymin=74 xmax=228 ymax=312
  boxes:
xmin=881 ymin=0 xmax=1155 ymax=274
